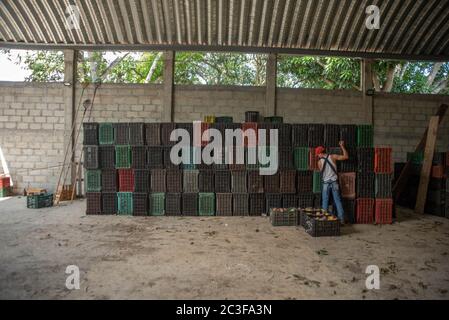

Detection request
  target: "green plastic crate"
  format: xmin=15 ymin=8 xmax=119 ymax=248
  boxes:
xmin=117 ymin=192 xmax=133 ymax=215
xmin=215 ymin=116 xmax=233 ymax=123
xmin=357 ymin=125 xmax=374 ymax=147
xmin=264 ymin=116 xmax=283 ymax=123
xmin=99 ymin=123 xmax=114 ymax=145
xmin=0 ymin=187 xmax=11 ymax=198
xmin=407 ymin=151 xmax=424 ymax=165
xmin=149 ymin=193 xmax=165 ymax=216
xmin=199 ymin=193 xmax=215 ymax=216
xmin=85 ymin=170 xmax=101 ymax=192
xmin=27 ymin=193 xmax=53 ymax=208
xmin=115 ymin=145 xmax=131 ymax=168
xmin=312 ymin=171 xmax=322 ymax=193
xmin=294 ymin=147 xmax=309 ymax=170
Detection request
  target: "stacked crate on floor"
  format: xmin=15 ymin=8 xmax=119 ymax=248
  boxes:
xmin=0 ymin=176 xmax=11 ymax=197
xmin=374 ymin=147 xmax=393 ymax=224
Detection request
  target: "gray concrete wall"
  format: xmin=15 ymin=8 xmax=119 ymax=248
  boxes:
xmin=1 ymin=81 xmax=448 ymax=192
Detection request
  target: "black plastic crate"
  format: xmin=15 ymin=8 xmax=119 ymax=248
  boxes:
xmin=308 ymin=124 xmax=324 ymax=147
xmin=150 ymin=169 xmax=166 ymax=192
xmin=26 ymin=193 xmax=53 ymax=209
xmin=279 ymin=146 xmax=294 ymax=169
xmin=182 ymin=193 xmax=198 ymax=216
xmin=340 ymin=125 xmax=357 ymax=147
xmin=233 ymin=193 xmax=249 ymax=216
xmin=324 ymin=124 xmax=340 ymax=147
xmin=114 ymin=123 xmax=129 ymax=145
xmin=313 ymin=193 xmax=322 ymax=208
xmin=99 ymin=146 xmax=115 ymax=169
xmin=102 ymin=192 xmax=117 ymax=215
xmin=163 ymin=146 xmax=180 ymax=169
xmin=199 ymin=170 xmax=215 ymax=192
xmin=297 ymin=171 xmax=313 ymax=193
xmin=298 ymin=193 xmax=315 ymax=208
xmin=280 ymin=170 xmax=296 ymax=194
xmin=357 ymin=172 xmax=375 ymax=197
xmin=86 ymin=192 xmax=102 ymax=215
xmin=212 ymin=147 xmax=228 ymax=170
xmin=134 ymin=169 xmax=150 ymax=193
xmin=166 ymin=193 xmax=181 ymax=216
xmin=133 ymin=193 xmax=148 ymax=216
xmin=129 ymin=123 xmax=145 ymax=145
xmin=303 ymin=214 xmax=340 ymax=237
xmin=338 ymin=147 xmax=357 ymax=172
xmin=278 ymin=124 xmax=292 ymax=146
xmin=176 ymin=123 xmax=193 ymax=145
xmin=282 ymin=194 xmax=298 ymax=208
xmin=147 ymin=146 xmax=164 ymax=169
xmin=83 ymin=122 xmax=99 ymax=145
xmin=264 ymin=172 xmax=280 ymax=193
xmin=292 ymin=124 xmax=309 ymax=147
xmin=101 ymin=169 xmax=117 ymax=192
xmin=216 ymin=193 xmax=233 ymax=216
xmin=215 ymin=170 xmax=231 ymax=193
xmin=245 ymin=111 xmax=259 ymax=122
xmin=357 ymin=148 xmax=374 ymax=172
xmin=145 ymin=123 xmax=161 ymax=146
xmin=131 ymin=146 xmax=147 ymax=169
xmin=231 ymin=170 xmax=247 ymax=193
xmin=375 ymin=173 xmax=392 ymax=198
xmin=84 ymin=145 xmax=99 ymax=169
xmin=248 ymin=170 xmax=264 ymax=193
xmin=342 ymin=199 xmax=356 ymax=224
xmin=161 ymin=123 xmax=176 ymax=146
xmin=270 ymin=208 xmax=298 ymax=226
xmin=266 ymin=194 xmax=282 ymax=213
xmin=166 ymin=169 xmax=183 ymax=193
xmin=249 ymin=193 xmax=265 ymax=216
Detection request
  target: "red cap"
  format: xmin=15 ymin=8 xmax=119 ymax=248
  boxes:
xmin=315 ymin=146 xmax=325 ymax=156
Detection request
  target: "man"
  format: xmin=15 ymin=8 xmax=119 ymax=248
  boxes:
xmin=316 ymin=141 xmax=349 ymax=224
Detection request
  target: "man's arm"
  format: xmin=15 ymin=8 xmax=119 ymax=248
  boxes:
xmin=332 ymin=141 xmax=349 ymax=161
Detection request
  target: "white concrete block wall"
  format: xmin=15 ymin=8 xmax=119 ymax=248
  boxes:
xmin=0 ymin=81 xmax=448 ymax=193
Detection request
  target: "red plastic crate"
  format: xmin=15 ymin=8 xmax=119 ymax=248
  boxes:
xmin=374 ymin=147 xmax=393 ymax=173
xmin=431 ymin=165 xmax=445 ymax=178
xmin=375 ymin=198 xmax=393 ymax=225
xmin=242 ymin=122 xmax=258 ymax=147
xmin=356 ymin=198 xmax=375 ymax=224
xmin=339 ymin=172 xmax=356 ymax=199
xmin=118 ymin=169 xmax=134 ymax=192
xmin=308 ymin=148 xmax=320 ymax=171
xmin=0 ymin=176 xmax=11 ymax=188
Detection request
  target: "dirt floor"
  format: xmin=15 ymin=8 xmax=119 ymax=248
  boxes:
xmin=0 ymin=196 xmax=448 ymax=300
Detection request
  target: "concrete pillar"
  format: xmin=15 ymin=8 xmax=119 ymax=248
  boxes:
xmin=266 ymin=53 xmax=277 ymax=116
xmin=163 ymin=51 xmax=175 ymax=122
xmin=63 ymin=50 xmax=77 ymax=185
xmin=361 ymin=59 xmax=374 ymax=124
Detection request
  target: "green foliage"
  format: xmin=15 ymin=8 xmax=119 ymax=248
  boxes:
xmin=1 ymin=49 xmax=447 ymax=95
xmin=175 ymin=52 xmax=266 ymax=86
xmin=277 ymin=56 xmax=360 ymax=89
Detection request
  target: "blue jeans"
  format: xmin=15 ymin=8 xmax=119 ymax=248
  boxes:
xmin=322 ymin=180 xmax=345 ymax=222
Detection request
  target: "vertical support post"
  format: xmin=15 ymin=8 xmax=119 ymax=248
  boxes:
xmin=415 ymin=116 xmax=439 ymax=214
xmin=266 ymin=53 xmax=277 ymax=116
xmin=163 ymin=51 xmax=175 ymax=122
xmin=63 ymin=50 xmax=77 ymax=186
xmin=361 ymin=59 xmax=374 ymax=124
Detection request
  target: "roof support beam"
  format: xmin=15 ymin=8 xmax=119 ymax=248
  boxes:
xmin=265 ymin=53 xmax=277 ymax=117
xmin=163 ymin=51 xmax=175 ymax=122
xmin=361 ymin=59 xmax=374 ymax=125
xmin=63 ymin=50 xmax=78 ymax=186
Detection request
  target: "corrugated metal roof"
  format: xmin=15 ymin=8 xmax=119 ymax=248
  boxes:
xmin=1 ymin=0 xmax=448 ymax=61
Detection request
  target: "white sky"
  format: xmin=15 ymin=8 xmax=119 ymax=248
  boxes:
xmin=0 ymin=50 xmax=31 ymax=81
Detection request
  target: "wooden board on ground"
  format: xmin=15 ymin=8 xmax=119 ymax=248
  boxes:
xmin=415 ymin=116 xmax=439 ymax=214
xmin=24 ymin=188 xmax=47 ymax=196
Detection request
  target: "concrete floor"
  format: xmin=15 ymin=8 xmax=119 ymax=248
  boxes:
xmin=0 ymin=196 xmax=448 ymax=300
